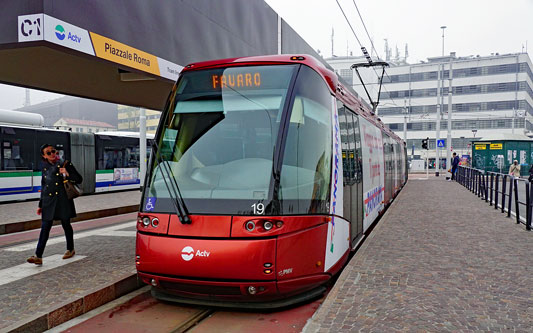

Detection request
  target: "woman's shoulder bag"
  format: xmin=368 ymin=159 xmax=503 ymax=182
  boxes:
xmin=62 ymin=160 xmax=82 ymax=200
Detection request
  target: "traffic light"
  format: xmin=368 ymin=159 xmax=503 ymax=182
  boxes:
xmin=421 ymin=137 xmax=429 ymax=150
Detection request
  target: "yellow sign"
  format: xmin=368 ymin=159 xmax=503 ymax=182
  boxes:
xmin=490 ymin=143 xmax=503 ymax=150
xmin=474 ymin=144 xmax=486 ymax=150
xmin=90 ymin=32 xmax=160 ymax=76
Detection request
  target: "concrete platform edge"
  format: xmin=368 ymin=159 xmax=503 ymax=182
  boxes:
xmin=303 ymin=182 xmax=409 ymax=333
xmin=1 ymin=273 xmax=142 ymax=333
xmin=0 ymin=204 xmax=139 ymax=235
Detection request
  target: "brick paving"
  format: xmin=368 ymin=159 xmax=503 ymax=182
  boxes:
xmin=0 ymin=190 xmax=141 ymax=234
xmin=305 ymin=177 xmax=533 ymax=332
xmin=0 ymin=214 xmax=138 ymax=332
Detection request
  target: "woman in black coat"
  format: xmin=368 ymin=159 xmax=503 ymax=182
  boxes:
xmin=27 ymin=144 xmax=83 ymax=265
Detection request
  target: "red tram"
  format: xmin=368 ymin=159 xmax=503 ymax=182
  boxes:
xmin=136 ymin=54 xmax=407 ymax=308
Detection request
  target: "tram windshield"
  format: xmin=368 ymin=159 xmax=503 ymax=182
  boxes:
xmin=145 ymin=64 xmax=332 ymax=215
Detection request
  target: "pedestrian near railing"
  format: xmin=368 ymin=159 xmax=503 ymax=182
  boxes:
xmin=456 ymin=166 xmax=532 ymax=231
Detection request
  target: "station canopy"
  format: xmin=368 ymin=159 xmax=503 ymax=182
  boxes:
xmin=0 ymin=1 xmax=321 ymax=110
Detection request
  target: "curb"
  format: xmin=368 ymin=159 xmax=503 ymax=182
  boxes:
xmin=2 ymin=273 xmax=142 ymax=333
xmin=0 ymin=204 xmax=139 ymax=235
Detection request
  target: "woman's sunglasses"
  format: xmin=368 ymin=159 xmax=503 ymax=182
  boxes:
xmin=44 ymin=149 xmax=57 ymax=156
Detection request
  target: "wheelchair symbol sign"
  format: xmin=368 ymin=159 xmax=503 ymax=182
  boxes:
xmin=145 ymin=197 xmax=156 ymax=211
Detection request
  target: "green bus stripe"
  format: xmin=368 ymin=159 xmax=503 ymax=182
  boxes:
xmin=0 ymin=171 xmax=41 ymax=177
xmin=96 ymin=170 xmax=114 ymax=174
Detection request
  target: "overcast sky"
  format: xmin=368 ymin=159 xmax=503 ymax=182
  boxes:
xmin=1 ymin=0 xmax=532 ymax=110
xmin=266 ymin=0 xmax=532 ymax=62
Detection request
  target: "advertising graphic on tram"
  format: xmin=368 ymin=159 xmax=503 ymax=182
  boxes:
xmin=360 ymin=117 xmax=385 ymax=230
xmin=324 ymin=98 xmax=348 ymax=273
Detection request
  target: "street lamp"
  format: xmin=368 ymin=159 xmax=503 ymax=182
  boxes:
xmin=435 ymin=25 xmax=446 ymax=176
xmin=441 ymin=26 xmax=446 ymax=56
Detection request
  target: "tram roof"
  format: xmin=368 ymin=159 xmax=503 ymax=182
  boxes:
xmin=181 ymin=54 xmax=403 ymax=144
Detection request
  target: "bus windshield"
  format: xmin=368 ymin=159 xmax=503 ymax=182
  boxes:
xmin=145 ymin=64 xmax=297 ymax=214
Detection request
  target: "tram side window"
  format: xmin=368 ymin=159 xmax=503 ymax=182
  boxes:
xmin=1 ymin=127 xmax=35 ymax=171
xmin=347 ymin=110 xmax=362 ymax=183
xmin=337 ymin=104 xmax=351 ymax=183
xmin=345 ymin=111 xmax=356 ymax=185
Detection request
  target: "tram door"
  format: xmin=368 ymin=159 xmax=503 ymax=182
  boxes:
xmin=349 ymin=112 xmax=363 ymax=244
xmin=338 ymin=103 xmax=363 ymax=247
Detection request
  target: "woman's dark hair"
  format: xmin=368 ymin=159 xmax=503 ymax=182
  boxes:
xmin=40 ymin=144 xmax=54 ymax=156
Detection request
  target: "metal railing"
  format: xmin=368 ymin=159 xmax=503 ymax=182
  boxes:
xmin=456 ymin=166 xmax=532 ymax=231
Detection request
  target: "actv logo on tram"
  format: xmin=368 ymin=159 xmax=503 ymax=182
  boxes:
xmin=181 ymin=246 xmax=210 ymax=261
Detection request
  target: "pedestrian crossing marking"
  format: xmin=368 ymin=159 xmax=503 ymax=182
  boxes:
xmin=0 ymin=254 xmax=86 ymax=287
xmin=3 ymin=221 xmax=136 ymax=252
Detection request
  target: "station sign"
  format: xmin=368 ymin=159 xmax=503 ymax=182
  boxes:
xmin=17 ymin=13 xmax=182 ymax=81
xmin=18 ymin=14 xmax=43 ymax=42
xmin=44 ymin=15 xmax=95 ymax=55
xmin=490 ymin=143 xmax=503 ymax=150
xmin=91 ymin=32 xmax=159 ymax=76
xmin=474 ymin=144 xmax=487 ymax=150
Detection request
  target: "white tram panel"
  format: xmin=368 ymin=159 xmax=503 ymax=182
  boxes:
xmin=324 ymin=98 xmax=348 ymax=273
xmin=360 ymin=117 xmax=385 ymax=232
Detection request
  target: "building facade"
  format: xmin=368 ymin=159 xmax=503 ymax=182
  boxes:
xmin=327 ymin=53 xmax=533 ymax=166
xmin=17 ymin=96 xmax=119 ymax=128
xmin=53 ymin=117 xmax=114 ymax=133
xmin=117 ymin=106 xmax=161 ymax=134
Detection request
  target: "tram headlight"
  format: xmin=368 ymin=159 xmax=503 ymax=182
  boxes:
xmin=248 ymin=286 xmax=257 ymax=295
xmin=263 ymin=220 xmax=273 ymax=231
xmin=142 ymin=217 xmax=151 ymax=227
xmin=151 ymin=217 xmax=159 ymax=228
xmin=245 ymin=221 xmax=256 ymax=232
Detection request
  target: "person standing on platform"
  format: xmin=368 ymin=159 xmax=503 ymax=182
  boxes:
xmin=27 ymin=144 xmax=82 ymax=265
xmin=528 ymin=163 xmax=533 ymax=182
xmin=451 ymin=152 xmax=460 ymax=181
xmin=509 ymin=160 xmax=521 ymax=178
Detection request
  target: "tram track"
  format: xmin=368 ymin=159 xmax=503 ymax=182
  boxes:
xmin=53 ymin=286 xmax=325 ymax=333
xmin=169 ymin=308 xmax=216 ymax=333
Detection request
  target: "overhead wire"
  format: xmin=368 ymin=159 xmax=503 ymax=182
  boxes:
xmin=349 ymin=0 xmax=404 ymax=107
xmin=334 ymin=0 xmax=364 ymax=49
xmin=334 ymin=0 xmax=401 ymax=108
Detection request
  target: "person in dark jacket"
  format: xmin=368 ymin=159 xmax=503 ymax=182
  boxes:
xmin=451 ymin=152 xmax=460 ymax=181
xmin=27 ymin=144 xmax=82 ymax=265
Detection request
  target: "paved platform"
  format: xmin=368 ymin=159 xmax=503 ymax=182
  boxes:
xmin=0 ymin=213 xmax=141 ymax=332
xmin=0 ymin=190 xmax=141 ymax=235
xmin=305 ymin=177 xmax=533 ymax=332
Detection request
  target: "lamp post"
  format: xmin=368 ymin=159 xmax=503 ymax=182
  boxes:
xmin=435 ymin=26 xmax=446 ymax=176
xmin=471 ymin=129 xmax=477 ymax=166
xmin=446 ymin=52 xmax=453 ymax=174
xmin=441 ymin=26 xmax=446 ymax=56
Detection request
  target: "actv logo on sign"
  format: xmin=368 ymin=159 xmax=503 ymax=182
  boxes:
xmin=55 ymin=25 xmax=65 ymax=40
xmin=54 ymin=24 xmax=82 ymax=43
xmin=180 ymin=246 xmax=210 ymax=261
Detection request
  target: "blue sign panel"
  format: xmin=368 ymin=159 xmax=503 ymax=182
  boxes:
xmin=145 ymin=197 xmax=156 ymax=211
xmin=437 ymin=139 xmax=445 ymax=148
